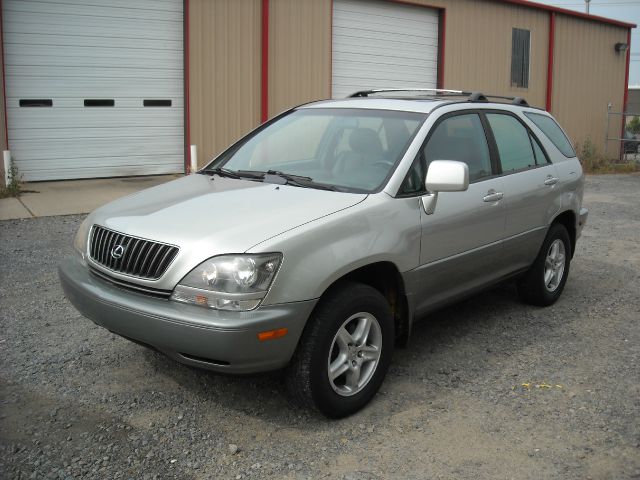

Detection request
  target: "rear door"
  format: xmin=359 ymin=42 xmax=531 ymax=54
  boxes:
xmin=484 ymin=111 xmax=561 ymax=270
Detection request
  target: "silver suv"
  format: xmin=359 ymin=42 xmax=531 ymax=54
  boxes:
xmin=59 ymin=89 xmax=588 ymax=418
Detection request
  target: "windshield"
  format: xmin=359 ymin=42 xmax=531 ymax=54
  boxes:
xmin=208 ymin=108 xmax=426 ymax=193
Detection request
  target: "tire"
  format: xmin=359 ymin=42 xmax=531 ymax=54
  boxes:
xmin=517 ymin=223 xmax=572 ymax=306
xmin=286 ymin=282 xmax=394 ymax=418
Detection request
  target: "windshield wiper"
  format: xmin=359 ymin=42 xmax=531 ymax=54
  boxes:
xmin=217 ymin=168 xmax=339 ymax=191
xmin=266 ymin=170 xmax=313 ymax=182
xmin=200 ymin=167 xmax=241 ymax=179
xmin=265 ymin=170 xmax=339 ymax=191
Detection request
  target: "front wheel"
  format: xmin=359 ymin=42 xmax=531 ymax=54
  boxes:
xmin=286 ymin=282 xmax=394 ymax=418
xmin=517 ymin=223 xmax=572 ymax=306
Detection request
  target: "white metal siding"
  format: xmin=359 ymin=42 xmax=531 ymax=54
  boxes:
xmin=332 ymin=0 xmax=439 ymax=99
xmin=2 ymin=0 xmax=184 ymax=181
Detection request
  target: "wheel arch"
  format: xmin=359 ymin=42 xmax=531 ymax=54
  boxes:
xmin=315 ymin=261 xmax=411 ymax=347
xmin=551 ymin=209 xmax=577 ymax=258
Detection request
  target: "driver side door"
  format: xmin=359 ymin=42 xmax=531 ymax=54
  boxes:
xmin=405 ymin=111 xmax=510 ymax=315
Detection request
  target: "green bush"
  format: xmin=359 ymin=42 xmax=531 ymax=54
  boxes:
xmin=628 ymin=116 xmax=640 ymax=136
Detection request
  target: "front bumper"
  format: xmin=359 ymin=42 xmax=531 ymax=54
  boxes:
xmin=59 ymin=255 xmax=316 ymax=374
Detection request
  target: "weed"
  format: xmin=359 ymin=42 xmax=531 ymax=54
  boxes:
xmin=575 ymin=138 xmax=639 ymax=174
xmin=0 ymin=161 xmax=24 ymax=199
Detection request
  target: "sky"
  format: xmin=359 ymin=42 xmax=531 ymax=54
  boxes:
xmin=532 ymin=0 xmax=640 ymax=85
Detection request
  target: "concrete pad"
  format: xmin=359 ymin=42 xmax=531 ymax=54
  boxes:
xmin=16 ymin=175 xmax=180 ymax=219
xmin=0 ymin=197 xmax=32 ymax=220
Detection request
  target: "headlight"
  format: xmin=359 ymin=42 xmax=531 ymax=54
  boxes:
xmin=73 ymin=217 xmax=91 ymax=257
xmin=171 ymin=253 xmax=282 ymax=311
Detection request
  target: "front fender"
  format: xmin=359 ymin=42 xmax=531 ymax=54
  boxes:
xmin=249 ymin=194 xmax=422 ymax=305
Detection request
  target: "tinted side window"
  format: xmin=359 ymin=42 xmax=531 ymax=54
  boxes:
xmin=531 ymin=134 xmax=549 ymax=165
xmin=486 ymin=113 xmax=536 ymax=172
xmin=424 ymin=114 xmax=492 ymax=182
xmin=524 ymin=112 xmax=576 ymax=157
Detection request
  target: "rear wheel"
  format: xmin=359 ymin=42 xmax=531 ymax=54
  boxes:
xmin=517 ymin=223 xmax=571 ymax=306
xmin=286 ymin=282 xmax=394 ymax=418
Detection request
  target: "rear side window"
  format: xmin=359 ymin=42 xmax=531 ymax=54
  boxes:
xmin=486 ymin=113 xmax=536 ymax=172
xmin=524 ymin=112 xmax=576 ymax=158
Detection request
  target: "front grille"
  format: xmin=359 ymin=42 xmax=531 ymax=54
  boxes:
xmin=89 ymin=225 xmax=179 ymax=280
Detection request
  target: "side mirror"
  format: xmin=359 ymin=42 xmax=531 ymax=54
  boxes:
xmin=421 ymin=160 xmax=469 ymax=215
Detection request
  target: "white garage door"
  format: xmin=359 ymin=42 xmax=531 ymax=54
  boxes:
xmin=332 ymin=0 xmax=439 ymax=99
xmin=2 ymin=0 xmax=184 ymax=181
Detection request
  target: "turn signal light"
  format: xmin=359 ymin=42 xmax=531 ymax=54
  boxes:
xmin=257 ymin=328 xmax=288 ymax=341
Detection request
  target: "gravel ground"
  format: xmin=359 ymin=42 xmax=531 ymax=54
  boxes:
xmin=1 ymin=174 xmax=639 ymax=480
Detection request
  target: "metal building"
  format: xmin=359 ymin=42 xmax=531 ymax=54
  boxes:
xmin=0 ymin=0 xmax=634 ymax=184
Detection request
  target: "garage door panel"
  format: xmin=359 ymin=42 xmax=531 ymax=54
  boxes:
xmin=6 ymin=98 xmax=184 ymax=109
xmin=5 ymin=33 xmax=182 ymax=51
xmin=5 ymin=54 xmax=181 ymax=70
xmin=5 ymin=77 xmax=183 ymax=99
xmin=333 ymin=26 xmax=436 ymax=45
xmin=333 ymin=16 xmax=437 ymax=38
xmin=7 ymin=66 xmax=182 ymax=80
xmin=10 ymin=136 xmax=184 ymax=161
xmin=5 ymin=44 xmax=183 ymax=62
xmin=3 ymin=0 xmax=184 ymax=181
xmin=8 ymin=126 xmax=183 ymax=141
xmin=4 ymin=11 xmax=180 ymax=31
xmin=19 ymin=154 xmax=183 ymax=169
xmin=333 ymin=73 xmax=438 ymax=89
xmin=8 ymin=109 xmax=184 ymax=129
xmin=332 ymin=51 xmax=438 ymax=68
xmin=7 ymin=0 xmax=183 ymax=12
xmin=333 ymin=35 xmax=438 ymax=51
xmin=332 ymin=0 xmax=439 ymax=99
xmin=5 ymin=19 xmax=182 ymax=40
xmin=4 ymin=0 xmax=181 ymax=22
xmin=20 ymin=159 xmax=184 ymax=182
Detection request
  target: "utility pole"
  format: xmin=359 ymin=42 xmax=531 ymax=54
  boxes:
xmin=585 ymin=0 xmax=591 ymax=14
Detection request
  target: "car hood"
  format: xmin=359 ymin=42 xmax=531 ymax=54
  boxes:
xmin=90 ymin=174 xmax=367 ymax=263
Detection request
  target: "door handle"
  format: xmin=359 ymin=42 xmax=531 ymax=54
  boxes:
xmin=483 ymin=189 xmax=504 ymax=202
xmin=544 ymin=176 xmax=559 ymax=186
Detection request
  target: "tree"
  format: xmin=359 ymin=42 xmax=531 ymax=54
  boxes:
xmin=628 ymin=116 xmax=640 ymax=135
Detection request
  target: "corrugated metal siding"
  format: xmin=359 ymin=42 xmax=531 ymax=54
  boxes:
xmin=188 ymin=0 xmax=261 ymax=168
xmin=331 ymin=0 xmax=439 ymax=99
xmin=268 ymin=0 xmax=331 ymax=117
xmin=431 ymin=0 xmax=549 ymax=108
xmin=3 ymin=0 xmax=184 ymax=181
xmin=552 ymin=15 xmax=627 ymax=157
xmin=267 ymin=0 xmax=551 ymax=109
xmin=183 ymin=0 xmax=629 ymax=169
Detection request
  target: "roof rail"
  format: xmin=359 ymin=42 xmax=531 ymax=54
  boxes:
xmin=348 ymin=88 xmax=466 ymax=97
xmin=347 ymin=88 xmax=530 ymax=107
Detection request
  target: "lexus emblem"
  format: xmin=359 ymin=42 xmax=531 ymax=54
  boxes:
xmin=111 ymin=244 xmax=125 ymax=259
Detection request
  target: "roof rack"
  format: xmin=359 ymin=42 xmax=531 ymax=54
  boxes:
xmin=349 ymin=88 xmax=466 ymax=97
xmin=347 ymin=88 xmax=529 ymax=107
